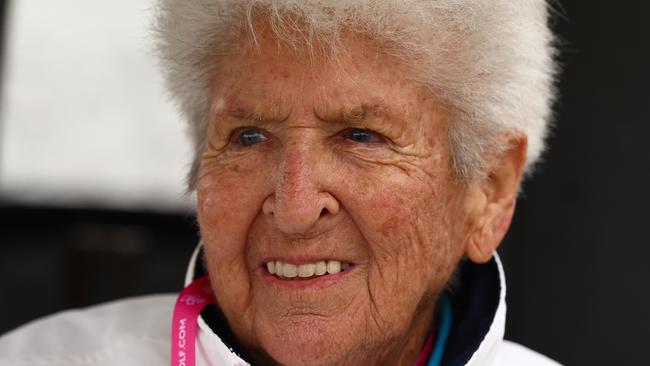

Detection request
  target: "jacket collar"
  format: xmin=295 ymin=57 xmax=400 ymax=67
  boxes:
xmin=442 ymin=256 xmax=506 ymax=366
xmin=183 ymin=244 xmax=506 ymax=366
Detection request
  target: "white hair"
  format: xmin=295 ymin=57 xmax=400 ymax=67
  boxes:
xmin=153 ymin=0 xmax=557 ymax=188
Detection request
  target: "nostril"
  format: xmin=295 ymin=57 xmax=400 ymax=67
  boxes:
xmin=319 ymin=193 xmax=340 ymax=217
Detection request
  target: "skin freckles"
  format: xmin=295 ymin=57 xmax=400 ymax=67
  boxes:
xmin=195 ymin=32 xmax=485 ymax=366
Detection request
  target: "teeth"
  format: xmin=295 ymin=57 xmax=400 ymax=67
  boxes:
xmin=326 ymin=260 xmax=341 ymax=274
xmin=267 ymin=260 xmax=351 ymax=279
xmin=298 ymin=263 xmax=315 ymax=277
xmin=283 ymin=263 xmax=298 ymax=278
xmin=315 ymin=261 xmax=327 ymax=276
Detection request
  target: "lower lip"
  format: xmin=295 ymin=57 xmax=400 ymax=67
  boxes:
xmin=260 ymin=265 xmax=355 ymax=289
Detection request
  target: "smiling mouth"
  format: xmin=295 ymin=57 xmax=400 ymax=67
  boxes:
xmin=266 ymin=260 xmax=352 ymax=280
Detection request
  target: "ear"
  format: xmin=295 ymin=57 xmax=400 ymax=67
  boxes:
xmin=465 ymin=132 xmax=528 ymax=264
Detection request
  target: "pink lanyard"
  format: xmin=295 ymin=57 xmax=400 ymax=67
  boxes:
xmin=171 ymin=276 xmax=215 ymax=366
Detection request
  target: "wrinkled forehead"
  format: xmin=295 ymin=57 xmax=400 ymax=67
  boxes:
xmin=209 ymin=29 xmax=436 ymax=125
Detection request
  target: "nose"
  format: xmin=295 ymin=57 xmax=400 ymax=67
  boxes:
xmin=262 ymin=142 xmax=340 ymax=235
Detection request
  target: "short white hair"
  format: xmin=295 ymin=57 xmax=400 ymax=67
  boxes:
xmin=153 ymin=0 xmax=557 ymax=188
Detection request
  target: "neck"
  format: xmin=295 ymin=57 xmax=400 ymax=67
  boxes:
xmin=356 ymin=294 xmax=438 ymax=366
xmin=391 ymin=301 xmax=438 ymax=366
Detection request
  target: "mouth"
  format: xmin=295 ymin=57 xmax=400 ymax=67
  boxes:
xmin=265 ymin=260 xmax=353 ymax=280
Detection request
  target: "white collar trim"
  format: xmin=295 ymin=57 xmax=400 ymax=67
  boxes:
xmin=464 ymin=253 xmax=507 ymax=366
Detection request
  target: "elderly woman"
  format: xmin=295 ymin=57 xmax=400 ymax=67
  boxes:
xmin=0 ymin=1 xmax=559 ymax=365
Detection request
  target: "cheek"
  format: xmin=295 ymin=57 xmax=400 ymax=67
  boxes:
xmin=197 ymin=169 xmax=267 ymax=278
xmin=366 ymin=184 xmax=451 ymax=275
xmin=197 ymin=171 xmax=257 ymax=247
xmin=343 ymin=168 xmax=448 ymax=255
xmin=196 ymin=165 xmax=271 ymax=314
xmin=339 ymin=162 xmax=464 ymax=314
xmin=197 ymin=159 xmax=272 ymax=237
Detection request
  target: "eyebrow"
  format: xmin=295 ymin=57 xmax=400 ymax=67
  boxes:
xmin=316 ymin=103 xmax=390 ymax=126
xmin=217 ymin=103 xmax=391 ymax=126
xmin=220 ymin=107 xmax=290 ymax=124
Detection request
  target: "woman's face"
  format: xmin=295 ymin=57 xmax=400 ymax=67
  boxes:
xmin=197 ymin=35 xmax=476 ymax=366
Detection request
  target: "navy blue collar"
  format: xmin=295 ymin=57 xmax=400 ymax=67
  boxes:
xmin=441 ymin=258 xmax=501 ymax=366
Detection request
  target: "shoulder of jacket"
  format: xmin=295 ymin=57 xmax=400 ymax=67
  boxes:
xmin=492 ymin=340 xmax=563 ymax=366
xmin=0 ymin=294 xmax=177 ymax=366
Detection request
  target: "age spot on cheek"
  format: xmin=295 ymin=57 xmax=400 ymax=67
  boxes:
xmin=231 ymin=163 xmax=247 ymax=173
xmin=379 ymin=216 xmax=401 ymax=238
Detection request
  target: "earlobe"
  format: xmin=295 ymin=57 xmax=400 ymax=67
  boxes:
xmin=466 ymin=194 xmax=517 ymax=263
xmin=465 ymin=132 xmax=527 ymax=264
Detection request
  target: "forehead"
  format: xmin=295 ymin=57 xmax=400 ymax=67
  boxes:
xmin=211 ymin=32 xmax=432 ymax=121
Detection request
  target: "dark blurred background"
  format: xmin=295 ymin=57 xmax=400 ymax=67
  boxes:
xmin=1 ymin=1 xmax=649 ymax=365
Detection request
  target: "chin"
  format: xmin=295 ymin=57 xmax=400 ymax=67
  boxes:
xmin=254 ymin=316 xmax=369 ymax=366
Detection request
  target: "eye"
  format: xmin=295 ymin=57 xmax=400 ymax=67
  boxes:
xmin=343 ymin=128 xmax=384 ymax=144
xmin=234 ymin=128 xmax=268 ymax=147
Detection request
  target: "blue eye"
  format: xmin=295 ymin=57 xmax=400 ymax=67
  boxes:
xmin=345 ymin=128 xmax=381 ymax=144
xmin=237 ymin=128 xmax=267 ymax=147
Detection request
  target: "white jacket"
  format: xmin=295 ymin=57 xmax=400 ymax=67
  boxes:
xmin=0 ymin=248 xmax=561 ymax=366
